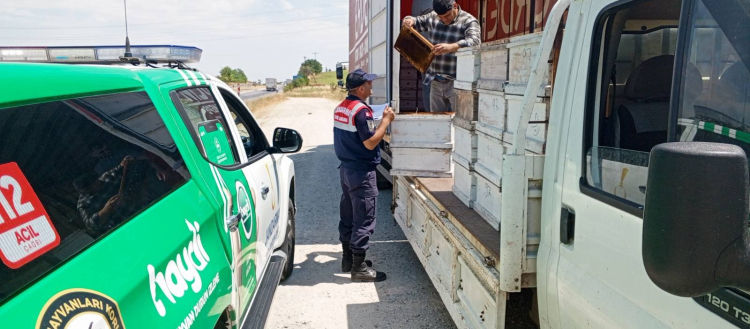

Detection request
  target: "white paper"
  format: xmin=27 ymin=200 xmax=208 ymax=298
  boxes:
xmin=370 ymin=103 xmax=389 ymax=120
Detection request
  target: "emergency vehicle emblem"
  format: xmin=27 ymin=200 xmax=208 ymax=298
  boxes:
xmin=36 ymin=289 xmax=126 ymax=329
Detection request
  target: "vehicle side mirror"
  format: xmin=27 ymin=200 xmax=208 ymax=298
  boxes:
xmin=271 ymin=127 xmax=303 ymax=153
xmin=643 ymin=142 xmax=750 ymax=297
xmin=336 ymin=66 xmax=344 ymax=80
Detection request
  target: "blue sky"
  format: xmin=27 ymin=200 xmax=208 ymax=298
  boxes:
xmin=0 ymin=0 xmax=349 ymax=81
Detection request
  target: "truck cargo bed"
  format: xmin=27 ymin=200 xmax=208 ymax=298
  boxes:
xmin=414 ymin=177 xmax=500 ymax=259
xmin=393 ymin=174 xmax=540 ymax=328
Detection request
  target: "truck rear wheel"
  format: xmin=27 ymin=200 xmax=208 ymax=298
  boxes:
xmin=280 ymin=200 xmax=296 ymax=280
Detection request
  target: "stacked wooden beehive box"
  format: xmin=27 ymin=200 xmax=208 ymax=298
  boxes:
xmin=453 ymin=33 xmax=551 ymax=230
xmin=451 ymin=46 xmax=480 ymax=208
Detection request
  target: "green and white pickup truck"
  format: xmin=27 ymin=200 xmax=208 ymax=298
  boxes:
xmin=0 ymin=48 xmax=300 ymax=329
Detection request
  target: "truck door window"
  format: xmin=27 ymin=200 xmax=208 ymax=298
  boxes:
xmin=583 ymin=0 xmax=681 ymax=211
xmin=0 ymin=91 xmax=189 ymax=305
xmin=674 ymin=0 xmax=750 ymax=156
xmin=172 ymin=87 xmax=241 ymax=166
xmin=217 ymin=89 xmax=269 ymax=160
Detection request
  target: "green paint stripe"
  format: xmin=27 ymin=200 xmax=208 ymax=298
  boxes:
xmin=736 ymin=130 xmax=750 ymax=144
xmin=696 ymin=120 xmax=750 ymax=144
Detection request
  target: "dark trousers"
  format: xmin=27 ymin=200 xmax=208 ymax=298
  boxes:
xmin=339 ymin=167 xmax=378 ymax=255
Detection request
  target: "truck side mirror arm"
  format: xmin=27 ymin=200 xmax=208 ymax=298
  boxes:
xmin=642 ymin=142 xmax=750 ymax=297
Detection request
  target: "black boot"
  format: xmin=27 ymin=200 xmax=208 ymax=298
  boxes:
xmin=351 ymin=254 xmax=386 ymax=282
xmin=342 ymin=243 xmax=372 ymax=272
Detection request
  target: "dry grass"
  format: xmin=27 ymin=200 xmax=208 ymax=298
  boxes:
xmin=284 ymin=86 xmax=347 ymax=100
xmin=245 ymin=93 xmax=288 ymax=117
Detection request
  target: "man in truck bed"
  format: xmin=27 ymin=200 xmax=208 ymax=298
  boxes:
xmin=403 ymin=0 xmax=480 ymax=112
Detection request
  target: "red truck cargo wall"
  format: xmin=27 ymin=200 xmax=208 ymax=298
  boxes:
xmin=401 ymin=0 xmax=413 ymax=20
xmin=402 ymin=0 xmax=479 ymax=21
xmin=534 ymin=0 xmax=558 ymax=32
xmin=350 ymin=0 xmax=370 ymax=71
xmin=482 ymin=0 xmax=556 ymax=42
xmin=482 ymin=0 xmax=511 ymax=42
xmin=458 ymin=0 xmax=481 ymax=19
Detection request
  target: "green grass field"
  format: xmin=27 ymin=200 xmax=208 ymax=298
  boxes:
xmin=309 ymin=70 xmax=348 ymax=85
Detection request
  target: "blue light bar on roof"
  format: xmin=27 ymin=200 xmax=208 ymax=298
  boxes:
xmin=0 ymin=45 xmax=202 ymax=63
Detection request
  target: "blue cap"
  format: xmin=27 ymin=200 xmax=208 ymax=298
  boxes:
xmin=346 ymin=68 xmax=377 ymax=90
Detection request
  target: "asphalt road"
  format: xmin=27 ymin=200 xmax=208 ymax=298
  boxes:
xmin=239 ymin=89 xmax=279 ymax=101
xmin=255 ymin=98 xmax=456 ymax=329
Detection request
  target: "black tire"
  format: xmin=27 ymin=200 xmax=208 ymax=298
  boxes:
xmin=280 ymin=200 xmax=296 ymax=281
xmin=213 ymin=308 xmax=232 ymax=329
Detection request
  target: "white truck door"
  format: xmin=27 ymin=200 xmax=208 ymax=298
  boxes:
xmin=552 ymin=0 xmax=738 ymax=327
xmin=213 ymin=86 xmax=282 ymax=295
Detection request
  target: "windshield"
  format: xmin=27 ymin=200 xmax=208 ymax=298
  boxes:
xmin=676 ymin=0 xmax=750 ymax=153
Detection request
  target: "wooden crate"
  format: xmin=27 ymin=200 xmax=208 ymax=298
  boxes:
xmin=391 ymin=148 xmax=452 ymax=176
xmin=455 ymin=89 xmax=479 ymax=121
xmin=453 ymin=117 xmax=477 ymax=169
xmin=474 ymin=130 xmax=507 ymax=187
xmin=391 ymin=113 xmax=453 ymax=148
xmin=476 ymin=88 xmax=506 ymax=137
xmin=400 ymin=100 xmax=419 ymax=111
xmin=401 ymin=68 xmax=419 ymax=80
xmin=475 ymin=90 xmax=549 ymax=154
xmin=477 ymin=41 xmax=509 ymax=92
xmin=455 ymin=47 xmax=480 ymax=88
xmin=474 ymin=170 xmax=502 ymax=230
xmin=505 ymin=33 xmax=551 ymax=97
xmin=400 ymin=78 xmax=420 ymax=90
xmin=474 ymin=168 xmax=544 ymax=232
xmin=400 ymin=89 xmax=420 ymax=100
xmin=453 ymin=159 xmax=478 ymax=210
xmin=390 ymin=113 xmax=453 ymax=177
xmin=505 ymin=94 xmax=549 ymax=154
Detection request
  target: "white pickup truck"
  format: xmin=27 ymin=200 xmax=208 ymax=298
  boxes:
xmin=384 ymin=0 xmax=750 ymax=328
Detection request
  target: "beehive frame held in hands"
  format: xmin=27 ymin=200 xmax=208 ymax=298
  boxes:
xmin=394 ymin=26 xmax=435 ymax=73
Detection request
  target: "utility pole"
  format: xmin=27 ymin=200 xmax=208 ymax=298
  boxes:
xmin=313 ymin=52 xmax=318 ymax=60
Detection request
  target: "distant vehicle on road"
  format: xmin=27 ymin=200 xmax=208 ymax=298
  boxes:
xmin=266 ymin=78 xmax=277 ymax=92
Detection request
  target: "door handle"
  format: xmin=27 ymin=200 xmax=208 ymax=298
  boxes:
xmin=261 ymin=186 xmax=270 ymax=199
xmin=560 ymin=207 xmax=575 ymax=245
xmin=226 ymin=214 xmax=240 ymax=232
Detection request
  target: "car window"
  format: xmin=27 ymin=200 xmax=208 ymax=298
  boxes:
xmin=218 ymin=89 xmax=269 ymax=159
xmin=171 ymin=87 xmax=241 ymax=166
xmin=584 ymin=0 xmax=681 ymax=208
xmin=0 ymin=91 xmax=189 ymax=304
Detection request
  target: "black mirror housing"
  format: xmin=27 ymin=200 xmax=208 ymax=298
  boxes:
xmin=643 ymin=142 xmax=750 ymax=297
xmin=271 ymin=127 xmax=303 ymax=154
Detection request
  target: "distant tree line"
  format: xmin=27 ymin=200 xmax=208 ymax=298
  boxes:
xmin=218 ymin=66 xmax=248 ymax=83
